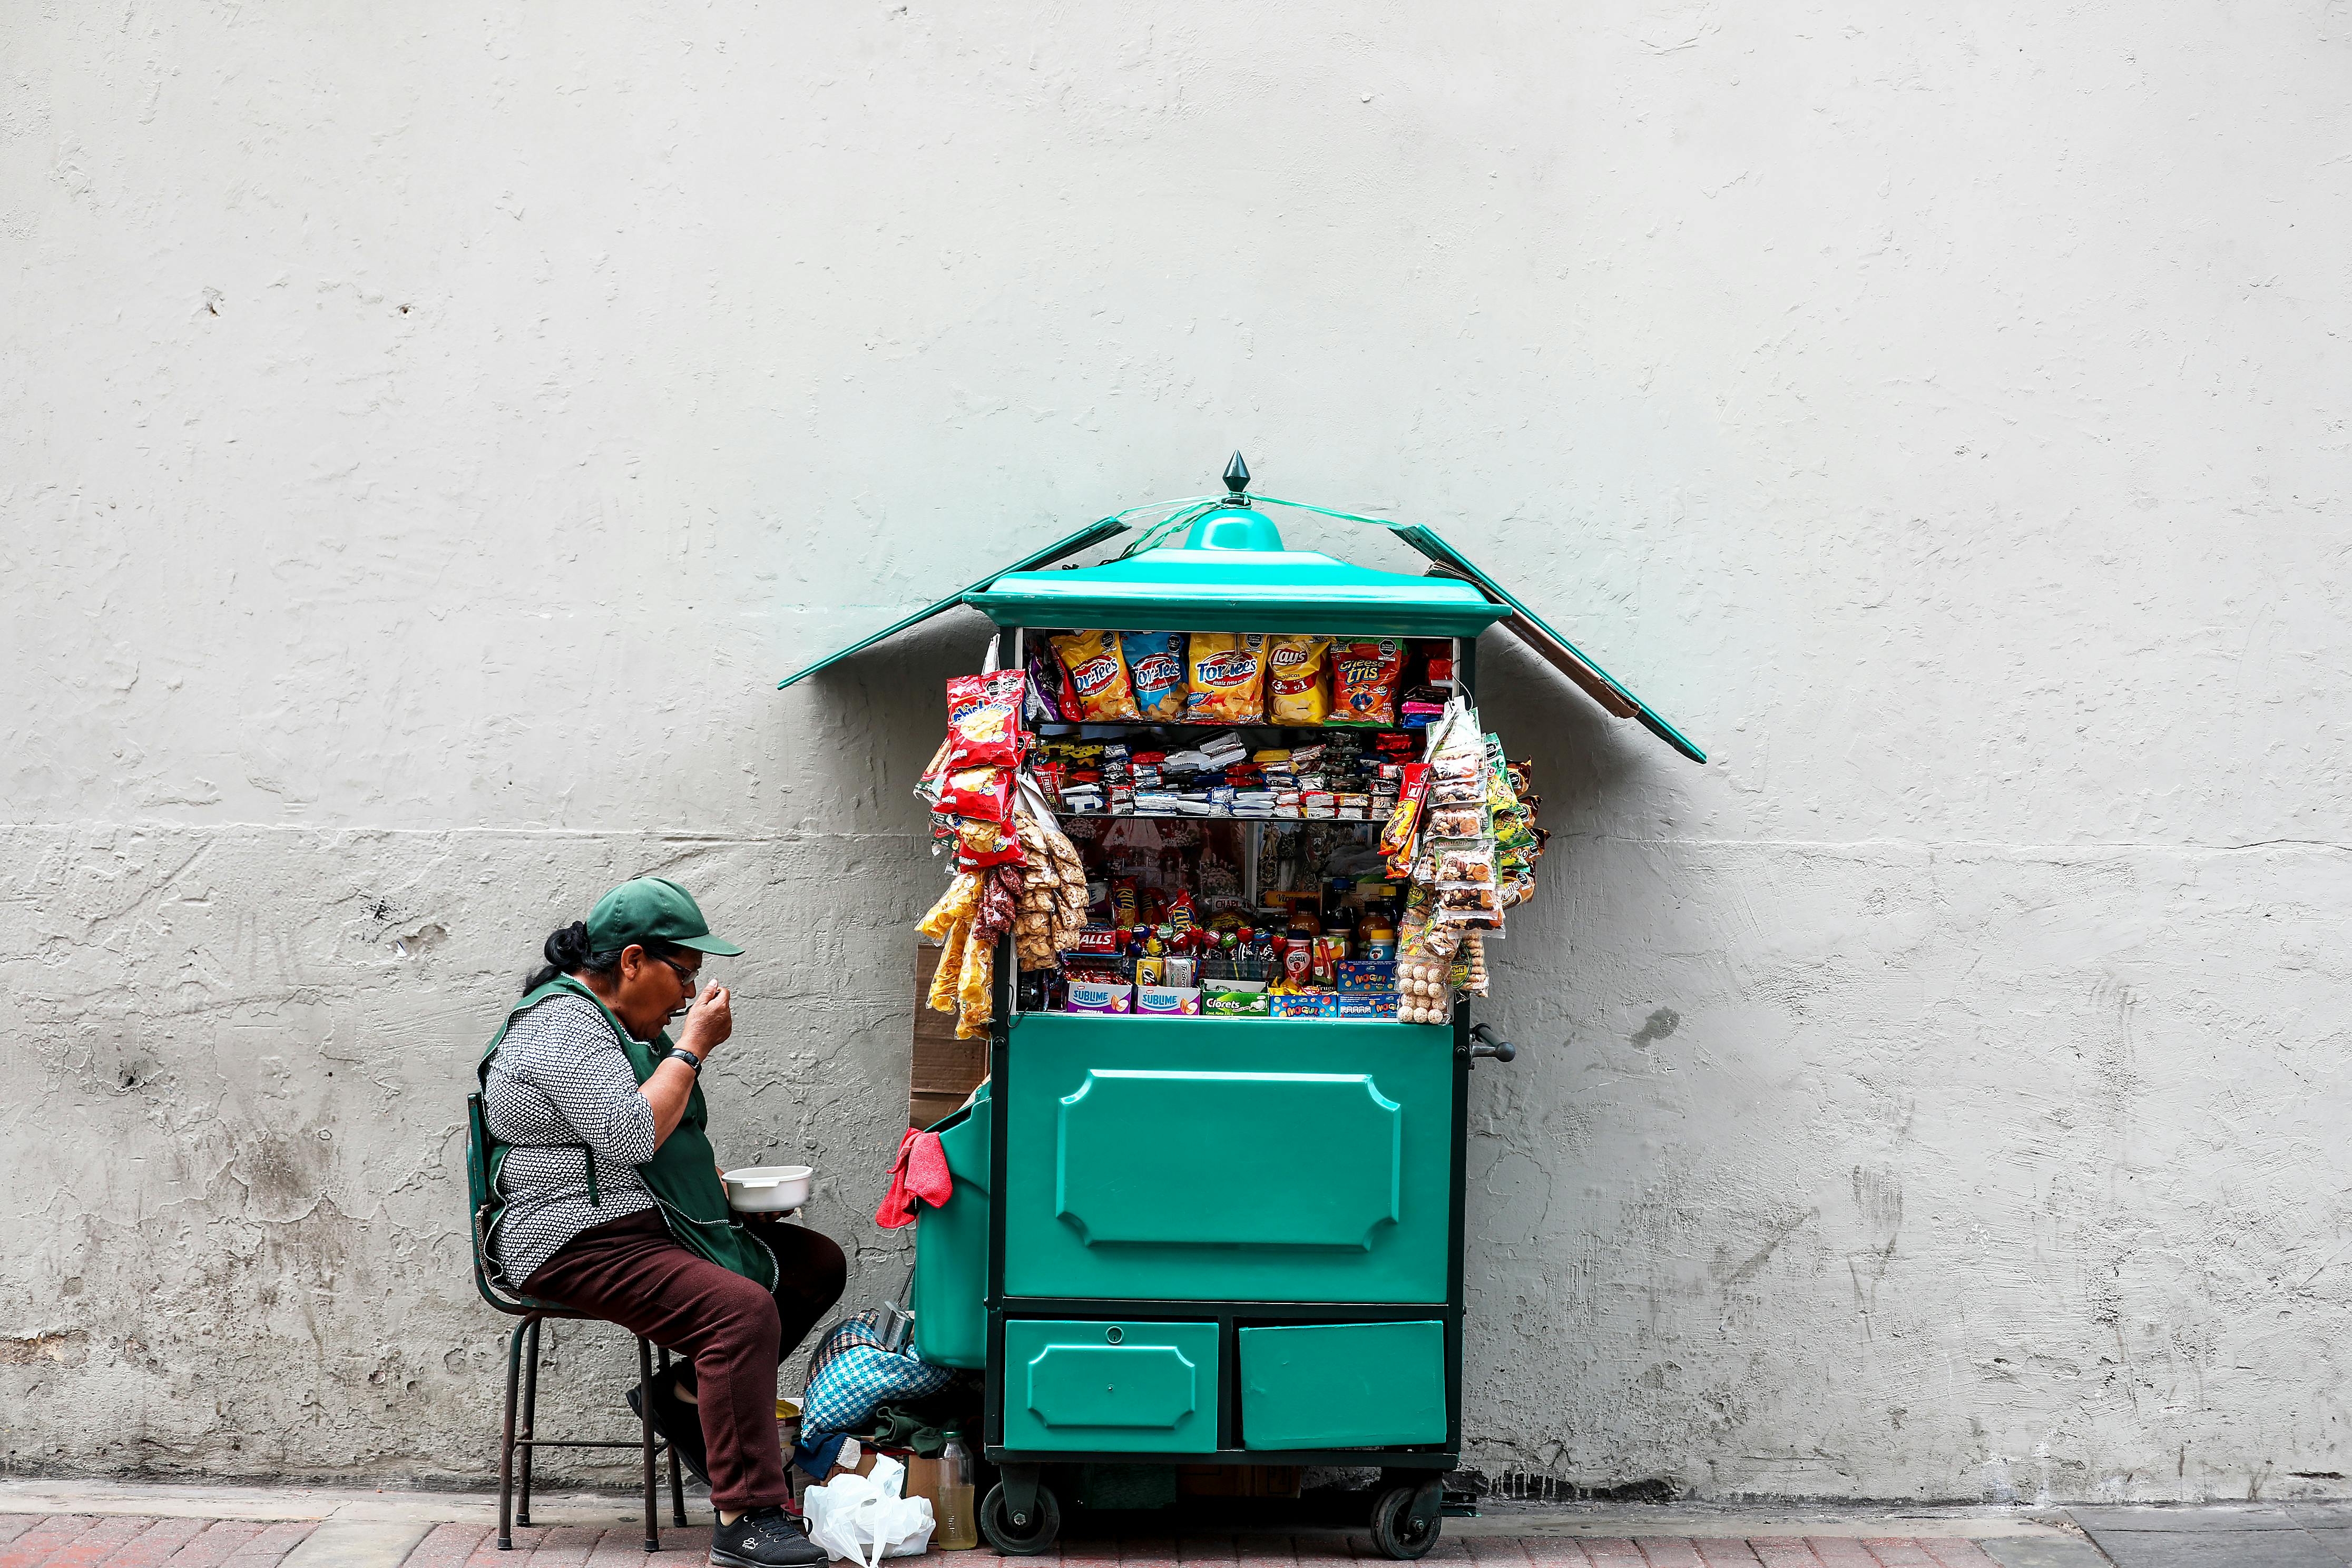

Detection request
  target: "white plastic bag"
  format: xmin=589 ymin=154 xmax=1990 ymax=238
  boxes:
xmin=803 ymin=1454 xmax=936 ymax=1565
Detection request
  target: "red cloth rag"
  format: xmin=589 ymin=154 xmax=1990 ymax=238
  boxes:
xmin=873 ymin=1128 xmax=953 ymax=1229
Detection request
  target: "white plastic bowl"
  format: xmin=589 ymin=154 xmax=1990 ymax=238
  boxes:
xmin=721 ymin=1164 xmax=813 ymax=1213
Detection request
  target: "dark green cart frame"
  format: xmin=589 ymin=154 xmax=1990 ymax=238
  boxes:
xmin=782 ymin=459 xmax=1703 ymax=1556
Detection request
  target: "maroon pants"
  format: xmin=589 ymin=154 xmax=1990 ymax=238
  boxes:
xmin=525 ymin=1209 xmax=847 ymax=1511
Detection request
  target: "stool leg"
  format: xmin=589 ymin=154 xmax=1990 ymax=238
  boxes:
xmin=517 ymin=1317 xmax=541 ymax=1526
xmin=659 ymin=1345 xmax=687 ymax=1525
xmin=638 ymin=1336 xmax=660 ymax=1552
xmin=498 ymin=1318 xmax=527 ymax=1551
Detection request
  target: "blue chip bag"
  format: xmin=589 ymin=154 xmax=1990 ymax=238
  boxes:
xmin=1123 ymin=632 xmax=1187 ymax=722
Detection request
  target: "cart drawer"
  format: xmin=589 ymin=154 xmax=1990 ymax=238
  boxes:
xmin=1238 ymin=1320 xmax=1447 ymax=1449
xmin=1001 ymin=1320 xmax=1219 ymax=1453
xmin=1004 ymin=1015 xmax=1453 ymax=1302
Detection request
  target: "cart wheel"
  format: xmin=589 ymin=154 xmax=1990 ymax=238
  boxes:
xmin=1369 ymin=1483 xmax=1441 ymax=1560
xmin=979 ymin=1480 xmax=1061 ymax=1555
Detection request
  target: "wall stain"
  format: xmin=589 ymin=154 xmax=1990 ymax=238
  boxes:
xmin=1629 ymin=1007 xmax=1680 ymax=1047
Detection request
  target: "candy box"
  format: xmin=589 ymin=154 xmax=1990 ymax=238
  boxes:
xmin=1270 ymin=992 xmax=1340 ymax=1018
xmin=1336 ymin=960 xmax=1398 ymax=993
xmin=1134 ymin=984 xmax=1202 ymax=1016
xmin=1201 ymin=986 xmax=1271 ymax=1018
xmin=1338 ymin=993 xmax=1400 ymax=1020
xmin=1072 ymin=925 xmax=1125 ymax=955
xmin=1065 ymin=979 xmax=1133 ymax=1014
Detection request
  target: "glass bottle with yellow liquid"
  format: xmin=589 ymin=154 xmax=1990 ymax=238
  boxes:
xmin=931 ymin=1425 xmax=978 ymax=1549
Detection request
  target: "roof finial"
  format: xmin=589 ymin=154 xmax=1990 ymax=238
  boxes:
xmin=1222 ymin=450 xmax=1251 ymax=506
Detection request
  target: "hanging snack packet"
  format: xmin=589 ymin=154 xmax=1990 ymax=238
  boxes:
xmin=1051 ymin=631 xmax=1143 ymax=722
xmin=1425 ymin=699 xmax=1488 ymax=784
xmin=1435 ymin=843 xmax=1497 ymax=888
xmin=1265 ymin=635 xmax=1333 ymax=726
xmin=945 ymin=670 xmax=1026 ymax=769
xmin=1184 ymin=633 xmax=1267 ymax=722
xmin=1438 ymin=883 xmax=1501 ymax=916
xmin=1378 ymin=762 xmax=1432 ymax=870
xmin=1124 ymin=632 xmax=1187 ymax=721
xmin=954 ymin=815 xmax=1027 ymax=870
xmin=1429 ymin=773 xmax=1488 ymax=808
xmin=1328 ymin=639 xmax=1403 ymax=727
xmin=1424 ymin=803 xmax=1486 ymax=840
xmin=937 ymin=765 xmax=1014 ymax=822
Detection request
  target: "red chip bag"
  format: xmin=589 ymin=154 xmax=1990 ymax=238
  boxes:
xmin=1329 ymin=639 xmax=1403 ymax=726
xmin=946 ymin=670 xmax=1027 ymax=768
xmin=938 ymin=765 xmax=1014 ymax=821
xmin=955 ymin=815 xmax=1027 ymax=870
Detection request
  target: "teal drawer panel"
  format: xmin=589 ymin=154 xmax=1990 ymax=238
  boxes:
xmin=1004 ymin=1014 xmax=1453 ymax=1303
xmin=1239 ymin=1320 xmax=1447 ymax=1449
xmin=1001 ymin=1319 xmax=1218 ymax=1453
xmin=1057 ymin=1069 xmax=1399 ymax=1248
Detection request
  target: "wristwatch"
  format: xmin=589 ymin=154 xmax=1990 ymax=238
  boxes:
xmin=664 ymin=1046 xmax=704 ymax=1075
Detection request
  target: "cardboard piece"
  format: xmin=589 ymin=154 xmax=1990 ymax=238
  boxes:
xmin=912 ymin=941 xmax=989 ymax=1128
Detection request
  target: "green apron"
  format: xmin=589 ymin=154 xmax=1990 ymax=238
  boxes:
xmin=477 ymin=975 xmax=778 ymax=1291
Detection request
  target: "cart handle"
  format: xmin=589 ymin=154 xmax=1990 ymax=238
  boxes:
xmin=1466 ymin=1023 xmax=1516 ymax=1065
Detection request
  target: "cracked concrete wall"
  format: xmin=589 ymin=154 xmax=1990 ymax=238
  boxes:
xmin=5 ymin=0 xmax=2349 ymax=1504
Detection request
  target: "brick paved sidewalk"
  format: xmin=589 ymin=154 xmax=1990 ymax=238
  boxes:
xmin=0 ymin=1515 xmax=316 ymax=1567
xmin=0 ymin=1516 xmax=2036 ymax=1567
xmin=396 ymin=1525 xmax=2021 ymax=1565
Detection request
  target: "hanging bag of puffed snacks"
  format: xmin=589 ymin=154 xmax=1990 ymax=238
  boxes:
xmin=936 ymin=765 xmax=1015 ymax=822
xmin=1051 ymin=630 xmax=1143 ymax=722
xmin=1328 ymin=639 xmax=1403 ymax=727
xmin=1265 ymin=635 xmax=1333 ymax=725
xmin=1123 ymin=632 xmax=1187 ymax=721
xmin=953 ymin=816 xmax=1025 ymax=870
xmin=944 ymin=637 xmax=1027 ymax=769
xmin=1184 ymin=633 xmax=1267 ymax=722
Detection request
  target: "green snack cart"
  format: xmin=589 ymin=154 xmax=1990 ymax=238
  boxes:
xmin=781 ymin=457 xmax=1702 ymax=1557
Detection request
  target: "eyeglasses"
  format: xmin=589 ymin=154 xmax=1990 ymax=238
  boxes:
xmin=659 ymin=956 xmax=703 ymax=997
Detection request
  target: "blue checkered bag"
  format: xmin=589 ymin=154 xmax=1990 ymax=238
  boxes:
xmin=799 ymin=1309 xmax=956 ymax=1436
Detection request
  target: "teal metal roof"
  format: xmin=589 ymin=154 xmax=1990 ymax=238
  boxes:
xmin=967 ymin=543 xmax=1508 ymax=638
xmin=772 ymin=473 xmax=1704 ymax=766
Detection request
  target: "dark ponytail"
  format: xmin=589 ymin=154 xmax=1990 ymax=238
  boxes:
xmin=522 ymin=921 xmax=597 ymax=995
xmin=521 ymin=921 xmax=691 ymax=996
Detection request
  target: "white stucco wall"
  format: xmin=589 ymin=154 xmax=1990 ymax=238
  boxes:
xmin=5 ymin=0 xmax=2348 ymax=1502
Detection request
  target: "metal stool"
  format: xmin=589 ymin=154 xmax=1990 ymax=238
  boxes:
xmin=497 ymin=1308 xmax=687 ymax=1552
xmin=468 ymin=1093 xmax=687 ymax=1552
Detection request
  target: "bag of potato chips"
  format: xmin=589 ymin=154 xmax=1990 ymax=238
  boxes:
xmin=944 ymin=670 xmax=1026 ymax=768
xmin=1124 ymin=632 xmax=1187 ymax=721
xmin=1265 ymin=635 xmax=1332 ymax=725
xmin=1052 ymin=630 xmax=1142 ymax=722
xmin=1329 ymin=639 xmax=1403 ymax=726
xmin=1183 ymin=633 xmax=1267 ymax=723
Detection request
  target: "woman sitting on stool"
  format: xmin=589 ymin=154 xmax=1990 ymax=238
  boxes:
xmin=478 ymin=877 xmax=842 ymax=1568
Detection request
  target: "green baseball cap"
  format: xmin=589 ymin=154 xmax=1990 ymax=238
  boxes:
xmin=586 ymin=877 xmax=744 ymax=957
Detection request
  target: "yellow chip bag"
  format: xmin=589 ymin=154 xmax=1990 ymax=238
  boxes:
xmin=1051 ymin=630 xmax=1142 ymax=722
xmin=1265 ymin=635 xmax=1332 ymax=725
xmin=1184 ymin=633 xmax=1267 ymax=722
